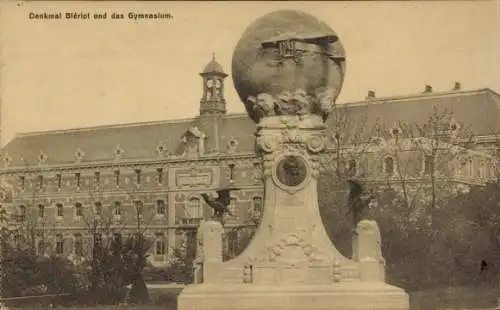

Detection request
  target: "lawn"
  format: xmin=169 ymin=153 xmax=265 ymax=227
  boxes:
xmin=2 ymin=284 xmax=183 ymax=310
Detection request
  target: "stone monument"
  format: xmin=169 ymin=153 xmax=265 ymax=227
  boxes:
xmin=177 ymin=10 xmax=409 ymax=310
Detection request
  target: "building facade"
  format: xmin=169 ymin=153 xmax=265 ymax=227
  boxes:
xmin=0 ymin=58 xmax=499 ymax=266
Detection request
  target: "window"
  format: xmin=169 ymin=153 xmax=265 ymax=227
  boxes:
xmin=347 ymin=159 xmax=357 ymax=177
xmin=38 ymin=175 xmax=44 ymax=189
xmin=155 ymin=233 xmax=166 ymax=255
xmin=20 ymin=176 xmax=25 ymax=190
xmin=94 ymin=172 xmax=100 ymax=186
xmin=94 ymin=202 xmax=102 ymax=216
xmin=186 ymin=197 xmax=201 ymax=220
xmin=228 ymin=164 xmax=235 ymax=182
xmin=157 ymin=168 xmax=163 ymax=184
xmin=112 ymin=233 xmax=122 ymax=246
xmin=114 ymin=201 xmax=121 ymax=216
xmin=74 ymin=233 xmax=83 ymax=257
xmin=75 ymin=203 xmax=83 ymax=217
xmin=115 ymin=170 xmax=120 ymax=186
xmin=156 ymin=200 xmax=166 ymax=215
xmin=384 ymin=156 xmax=394 ymax=175
xmin=252 ymin=196 xmax=263 ymax=215
xmin=38 ymin=204 xmax=45 ymax=218
xmin=56 ymin=174 xmax=62 ymax=189
xmin=56 ymin=203 xmax=64 ymax=217
xmin=424 ymin=155 xmax=434 ymax=175
xmin=134 ymin=200 xmax=143 ymax=217
xmin=56 ymin=234 xmax=64 ymax=255
xmin=37 ymin=240 xmax=45 ymax=256
xmin=135 ymin=169 xmax=141 ymax=185
xmin=19 ymin=205 xmax=26 ymax=221
xmin=75 ymin=173 xmax=81 ymax=188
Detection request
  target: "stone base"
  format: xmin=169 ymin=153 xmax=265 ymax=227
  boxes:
xmin=177 ymin=282 xmax=409 ymax=310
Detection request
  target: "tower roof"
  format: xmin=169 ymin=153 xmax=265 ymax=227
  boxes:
xmin=200 ymin=53 xmax=227 ymax=77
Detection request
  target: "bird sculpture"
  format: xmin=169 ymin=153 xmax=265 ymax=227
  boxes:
xmin=346 ymin=179 xmax=374 ymax=228
xmin=480 ymin=259 xmax=488 ymax=274
xmin=201 ymin=187 xmax=241 ymax=222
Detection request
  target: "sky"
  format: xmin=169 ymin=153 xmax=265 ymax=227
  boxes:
xmin=1 ymin=0 xmax=499 ymax=146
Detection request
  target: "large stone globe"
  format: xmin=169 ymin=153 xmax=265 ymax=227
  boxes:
xmin=232 ymin=10 xmax=346 ymax=123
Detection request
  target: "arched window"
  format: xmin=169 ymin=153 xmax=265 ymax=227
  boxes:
xmin=74 ymin=233 xmax=83 ymax=257
xmin=384 ymin=156 xmax=394 ymax=175
xmin=424 ymin=155 xmax=434 ymax=175
xmin=55 ymin=234 xmax=64 ymax=255
xmin=187 ymin=197 xmax=201 ymax=219
xmin=94 ymin=202 xmax=102 ymax=216
xmin=252 ymin=196 xmax=263 ymax=215
xmin=56 ymin=203 xmax=64 ymax=217
xmin=37 ymin=239 xmax=45 ymax=256
xmin=38 ymin=204 xmax=45 ymax=218
xmin=156 ymin=200 xmax=166 ymax=215
xmin=155 ymin=233 xmax=166 ymax=255
xmin=19 ymin=205 xmax=26 ymax=221
xmin=134 ymin=200 xmax=143 ymax=217
xmin=114 ymin=201 xmax=121 ymax=216
xmin=347 ymin=159 xmax=357 ymax=177
xmin=156 ymin=168 xmax=164 ymax=184
xmin=75 ymin=202 xmax=83 ymax=217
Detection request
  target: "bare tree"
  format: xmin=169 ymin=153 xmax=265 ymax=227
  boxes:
xmin=372 ymin=106 xmax=477 ymax=220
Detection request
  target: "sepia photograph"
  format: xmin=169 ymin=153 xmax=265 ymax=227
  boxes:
xmin=0 ymin=1 xmax=499 ymax=309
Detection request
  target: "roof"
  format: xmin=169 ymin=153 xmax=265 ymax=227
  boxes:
xmin=1 ymin=88 xmax=499 ymax=169
xmin=201 ymin=55 xmax=226 ymax=76
xmin=331 ymin=88 xmax=500 ymax=144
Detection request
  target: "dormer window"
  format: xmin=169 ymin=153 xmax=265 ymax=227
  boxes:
xmin=156 ymin=142 xmax=167 ymax=157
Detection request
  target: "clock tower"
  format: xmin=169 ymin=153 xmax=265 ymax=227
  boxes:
xmin=199 ymin=54 xmax=228 ymax=115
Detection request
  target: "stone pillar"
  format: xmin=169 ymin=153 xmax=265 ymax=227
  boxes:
xmin=198 ymin=220 xmax=224 ymax=284
xmin=356 ymin=220 xmax=386 ymax=282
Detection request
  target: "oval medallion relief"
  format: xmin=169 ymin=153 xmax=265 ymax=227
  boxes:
xmin=275 ymin=155 xmax=308 ymax=188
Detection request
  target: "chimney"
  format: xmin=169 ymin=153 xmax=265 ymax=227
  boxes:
xmin=423 ymin=85 xmax=433 ymax=93
xmin=453 ymin=82 xmax=461 ymax=91
xmin=366 ymin=90 xmax=376 ymax=99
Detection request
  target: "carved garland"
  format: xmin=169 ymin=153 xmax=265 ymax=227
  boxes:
xmin=251 ymin=233 xmax=329 ymax=265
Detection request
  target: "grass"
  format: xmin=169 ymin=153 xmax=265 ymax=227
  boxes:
xmin=3 ymin=291 xmax=180 ymax=310
xmin=6 ymin=307 xmax=175 ymax=310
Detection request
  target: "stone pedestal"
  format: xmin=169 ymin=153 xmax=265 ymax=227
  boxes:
xmin=178 ymin=116 xmax=409 ymax=310
xmin=178 ymin=9 xmax=409 ymax=310
xmin=179 ymin=283 xmax=408 ymax=310
xmin=193 ymin=220 xmax=224 ymax=284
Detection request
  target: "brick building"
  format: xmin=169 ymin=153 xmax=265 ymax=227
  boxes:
xmin=0 ymin=58 xmax=498 ymax=266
